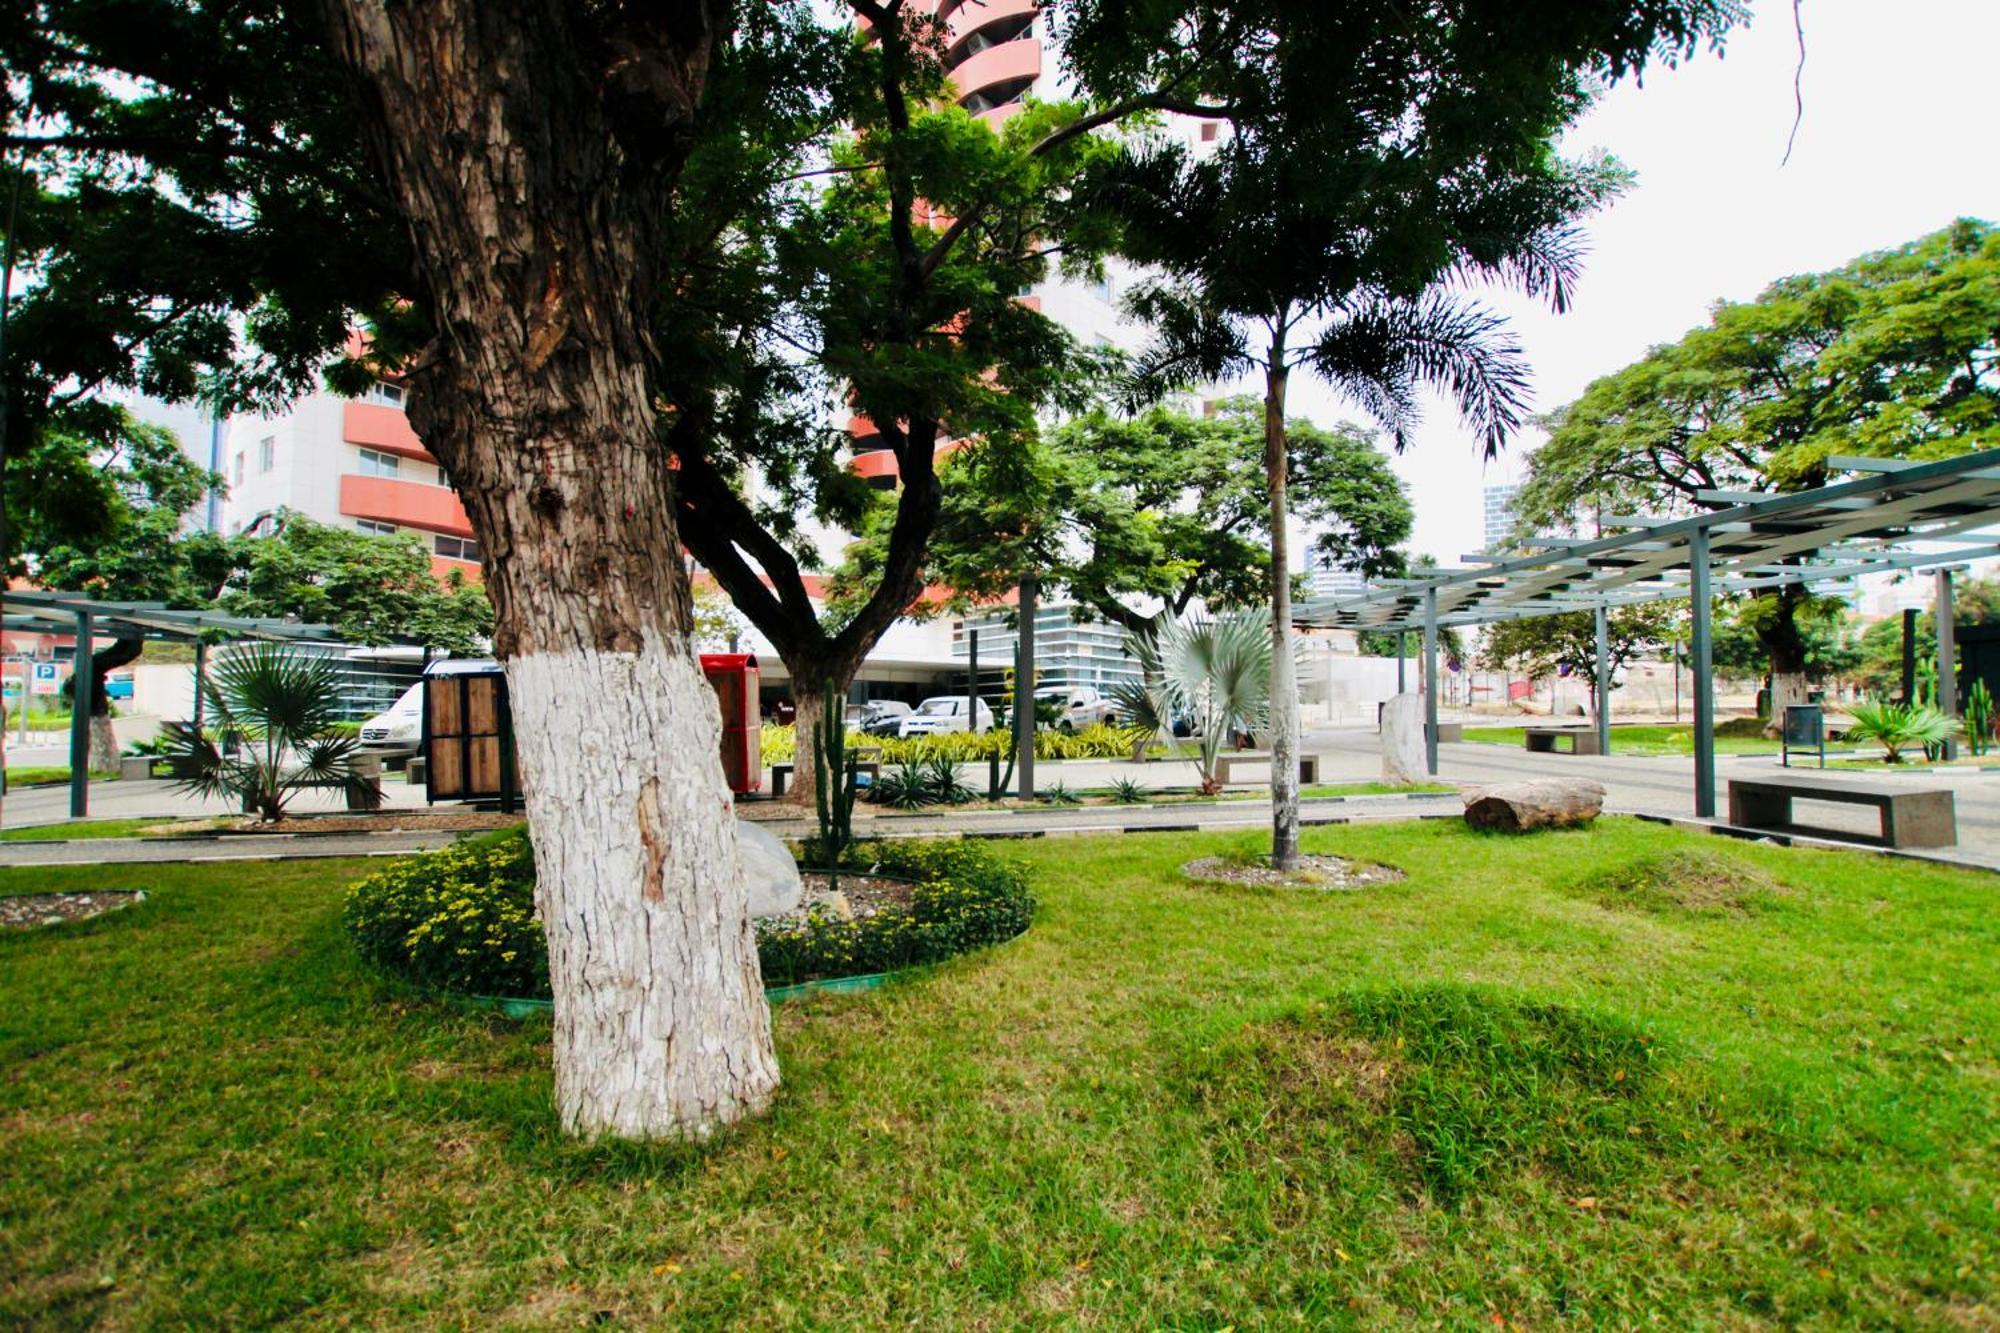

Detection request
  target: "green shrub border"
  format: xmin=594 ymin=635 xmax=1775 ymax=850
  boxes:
xmin=345 ymin=830 xmax=1035 ymax=1009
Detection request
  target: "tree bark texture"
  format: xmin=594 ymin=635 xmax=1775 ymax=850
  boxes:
xmin=88 ymin=637 xmax=143 ymax=774
xmin=321 ymin=0 xmax=778 ymax=1139
xmin=1264 ymin=351 xmax=1300 ymax=871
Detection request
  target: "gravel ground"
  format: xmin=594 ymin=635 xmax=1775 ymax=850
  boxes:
xmin=0 ymin=890 xmax=147 ymax=929
xmin=1182 ymin=854 xmax=1405 ymax=890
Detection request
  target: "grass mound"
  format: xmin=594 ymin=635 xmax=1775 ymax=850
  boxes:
xmin=1575 ymin=846 xmax=1786 ymax=914
xmin=1184 ymin=984 xmax=1668 ymax=1207
xmin=1714 ymin=715 xmax=1772 ymax=739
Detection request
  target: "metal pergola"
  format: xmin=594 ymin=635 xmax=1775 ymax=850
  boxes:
xmin=2 ymin=590 xmax=353 ymax=818
xmin=1296 ymin=452 xmax=2000 ymax=817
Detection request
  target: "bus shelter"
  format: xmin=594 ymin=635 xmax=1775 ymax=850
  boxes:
xmin=1 ymin=590 xmax=354 ymax=818
xmin=1296 ymin=453 xmax=2000 ymax=817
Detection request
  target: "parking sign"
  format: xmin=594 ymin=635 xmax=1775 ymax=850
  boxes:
xmin=30 ymin=662 xmax=60 ymax=695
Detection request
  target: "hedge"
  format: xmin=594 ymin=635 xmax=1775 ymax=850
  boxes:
xmin=762 ymin=721 xmax=1141 ymax=767
xmin=343 ymin=827 xmax=1034 ymax=998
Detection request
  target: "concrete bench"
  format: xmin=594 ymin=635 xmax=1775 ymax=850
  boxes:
xmin=118 ymin=755 xmax=161 ymax=780
xmin=1727 ymin=772 xmax=1955 ymax=849
xmin=770 ymin=759 xmax=881 ymax=798
xmin=1429 ymin=722 xmax=1463 ymax=744
xmin=1524 ymin=727 xmax=1602 ymax=756
xmin=1212 ymin=751 xmax=1322 ymax=785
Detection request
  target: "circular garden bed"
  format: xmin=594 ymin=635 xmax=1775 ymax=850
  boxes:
xmin=343 ymin=827 xmax=1034 ymax=1008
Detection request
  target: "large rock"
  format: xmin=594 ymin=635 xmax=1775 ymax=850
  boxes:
xmin=738 ymin=819 xmax=804 ymax=918
xmin=1463 ymin=779 xmax=1606 ymax=833
xmin=1380 ymin=693 xmax=1428 ymax=785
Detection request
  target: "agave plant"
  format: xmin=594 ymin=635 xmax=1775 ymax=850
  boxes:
xmin=1844 ymin=699 xmax=1957 ymax=764
xmin=161 ymin=645 xmax=366 ymax=821
xmin=1116 ymin=611 xmax=1274 ymax=795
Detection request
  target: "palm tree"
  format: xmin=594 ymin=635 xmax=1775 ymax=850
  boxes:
xmin=1102 ymin=105 xmax=1621 ymax=868
xmin=162 ymin=644 xmax=367 ymax=821
xmin=1114 ymin=610 xmax=1273 ymax=795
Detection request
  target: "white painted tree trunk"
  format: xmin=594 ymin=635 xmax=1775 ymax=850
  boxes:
xmin=1768 ymin=671 xmax=1810 ymax=732
xmin=89 ymin=714 xmax=120 ymax=775
xmin=507 ymin=628 xmax=779 ymax=1140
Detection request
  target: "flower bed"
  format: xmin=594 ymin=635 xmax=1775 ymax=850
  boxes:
xmin=343 ymin=828 xmax=1034 ymax=1001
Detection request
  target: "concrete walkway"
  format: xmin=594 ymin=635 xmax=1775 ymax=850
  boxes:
xmin=9 ymin=726 xmax=2000 ymax=870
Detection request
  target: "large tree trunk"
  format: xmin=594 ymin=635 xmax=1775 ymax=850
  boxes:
xmin=88 ymin=637 xmax=143 ymax=774
xmin=323 ymin=0 xmax=777 ymax=1139
xmin=1756 ymin=585 xmax=1812 ymax=737
xmin=1263 ymin=347 xmax=1300 ymax=871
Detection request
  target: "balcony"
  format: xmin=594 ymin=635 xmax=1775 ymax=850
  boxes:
xmin=852 ymin=449 xmax=900 ymax=489
xmin=340 ymin=473 xmax=474 ymax=537
xmin=951 ymin=35 xmax=1039 ymax=108
xmin=947 ymin=0 xmax=1037 ymax=45
xmin=342 ymin=401 xmax=436 ymax=464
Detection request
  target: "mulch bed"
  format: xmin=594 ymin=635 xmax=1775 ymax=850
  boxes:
xmin=768 ymin=872 xmax=915 ymax=925
xmin=1 ymin=890 xmax=146 ymax=930
xmin=1182 ymin=855 xmax=1405 ymax=891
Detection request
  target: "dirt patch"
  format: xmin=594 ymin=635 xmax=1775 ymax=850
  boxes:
xmin=1576 ymin=848 xmax=1787 ymax=914
xmin=1182 ymin=854 xmax=1404 ymax=891
xmin=0 ymin=891 xmax=145 ymax=930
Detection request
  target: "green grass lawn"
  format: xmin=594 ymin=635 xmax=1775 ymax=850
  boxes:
xmin=2 ymin=821 xmax=1994 ymax=1326
xmin=0 ymin=818 xmax=174 ymax=842
xmin=3 ymin=767 xmax=118 ymax=789
xmin=1462 ymin=723 xmax=1782 ymax=756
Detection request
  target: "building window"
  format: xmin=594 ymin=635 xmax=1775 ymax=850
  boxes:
xmin=232 ymin=451 xmax=245 ymax=485
xmin=357 ymin=448 xmax=401 ymax=477
xmin=258 ymin=436 xmax=275 ymax=473
xmin=355 ymin=519 xmax=398 ymax=537
xmin=436 ymin=466 xmax=452 ymax=489
xmin=1200 ymin=121 xmax=1219 ymax=142
xmin=435 ymin=534 xmax=480 ymax=562
xmin=364 ymin=381 xmax=406 ymax=408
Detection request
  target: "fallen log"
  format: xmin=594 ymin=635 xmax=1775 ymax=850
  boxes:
xmin=1463 ymin=778 xmax=1607 ymax=832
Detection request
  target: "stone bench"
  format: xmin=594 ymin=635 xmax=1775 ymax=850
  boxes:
xmin=117 ymin=755 xmax=161 ymax=780
xmin=1524 ymin=726 xmax=1602 ymax=756
xmin=1212 ymin=751 xmax=1322 ymax=785
xmin=1429 ymin=722 xmax=1463 ymax=743
xmin=1727 ymin=772 xmax=1955 ymax=849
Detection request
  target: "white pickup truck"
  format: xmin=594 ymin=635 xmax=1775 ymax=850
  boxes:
xmin=1035 ymin=685 xmax=1123 ymax=732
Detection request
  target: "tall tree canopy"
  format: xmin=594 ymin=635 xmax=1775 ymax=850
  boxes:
xmin=1515 ymin=220 xmax=2000 ymax=721
xmin=840 ymin=401 xmax=1412 ymax=634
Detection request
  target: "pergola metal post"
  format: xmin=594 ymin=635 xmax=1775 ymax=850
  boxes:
xmin=1936 ymin=567 xmax=1958 ymax=760
xmin=1015 ymin=573 xmax=1036 ymax=799
xmin=1689 ymin=526 xmax=1716 ymax=819
xmin=1900 ymin=608 xmax=1918 ymax=706
xmin=1593 ymin=604 xmax=1612 ymax=756
xmin=966 ymin=627 xmax=979 ymax=733
xmin=69 ymin=610 xmax=93 ymax=817
xmin=1396 ymin=631 xmax=1407 ymax=692
xmin=1422 ymin=588 xmax=1439 ymax=777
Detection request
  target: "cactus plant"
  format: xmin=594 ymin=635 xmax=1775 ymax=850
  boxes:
xmin=1965 ymin=679 xmax=1993 ymax=757
xmin=812 ymin=677 xmax=859 ymax=893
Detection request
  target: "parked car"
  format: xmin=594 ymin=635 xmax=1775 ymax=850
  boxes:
xmin=857 ymin=700 xmax=913 ymax=736
xmin=897 ymin=696 xmax=995 ymax=737
xmin=358 ymin=680 xmax=425 ymax=761
xmin=1035 ymin=685 xmax=1122 ymax=732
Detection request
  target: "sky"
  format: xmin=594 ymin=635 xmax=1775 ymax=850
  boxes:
xmin=1282 ymin=0 xmax=2000 ymax=567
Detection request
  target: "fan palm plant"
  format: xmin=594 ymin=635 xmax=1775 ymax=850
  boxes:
xmin=161 ymin=645 xmax=365 ymax=821
xmin=1116 ymin=611 xmax=1273 ymax=795
xmin=1844 ymin=699 xmax=1957 ymax=764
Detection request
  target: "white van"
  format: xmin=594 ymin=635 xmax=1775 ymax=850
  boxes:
xmin=358 ymin=680 xmax=425 ymax=761
xmin=897 ymin=695 xmax=995 ymax=737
